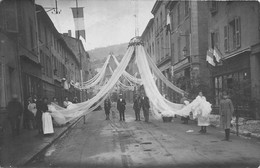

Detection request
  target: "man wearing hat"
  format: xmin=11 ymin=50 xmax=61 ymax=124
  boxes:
xmin=117 ymin=93 xmax=126 ymax=121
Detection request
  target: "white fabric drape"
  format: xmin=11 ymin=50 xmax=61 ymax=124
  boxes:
xmin=48 ymin=47 xmax=135 ymax=124
xmin=47 ymin=44 xmax=211 ymax=125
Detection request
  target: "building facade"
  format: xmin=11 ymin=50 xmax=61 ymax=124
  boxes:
xmin=62 ymin=33 xmax=92 ymax=101
xmin=166 ymin=1 xmax=210 ymax=102
xmin=36 ymin=5 xmax=82 ymax=104
xmin=208 ymin=1 xmax=260 ymax=118
xmin=151 ymin=1 xmax=172 ymax=99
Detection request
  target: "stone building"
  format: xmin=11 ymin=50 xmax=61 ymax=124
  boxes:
xmin=0 ymin=0 xmax=41 ymax=128
xmin=62 ymin=33 xmax=92 ymax=101
xmin=36 ymin=4 xmax=82 ymax=104
xmin=166 ymin=0 xmax=210 ymax=102
xmin=208 ymin=1 xmax=260 ymax=118
xmin=151 ymin=1 xmax=172 ymax=97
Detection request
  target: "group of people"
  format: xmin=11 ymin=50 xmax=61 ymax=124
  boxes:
xmin=180 ymin=91 xmax=234 ymax=141
xmin=7 ymin=94 xmax=79 ymax=137
xmin=103 ymin=91 xmax=150 ymax=122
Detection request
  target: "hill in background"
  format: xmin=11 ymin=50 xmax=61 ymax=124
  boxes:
xmin=88 ymin=43 xmax=128 ymax=71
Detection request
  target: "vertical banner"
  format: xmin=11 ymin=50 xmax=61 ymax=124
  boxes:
xmin=71 ymin=7 xmax=86 ymax=39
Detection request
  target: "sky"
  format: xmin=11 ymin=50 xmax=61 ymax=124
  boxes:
xmin=35 ymin=0 xmax=156 ymax=51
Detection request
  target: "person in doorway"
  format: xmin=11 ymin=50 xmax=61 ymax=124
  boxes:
xmin=133 ymin=94 xmax=141 ymax=121
xmin=219 ymin=91 xmax=234 ymax=141
xmin=117 ymin=93 xmax=126 ymax=121
xmin=140 ymin=91 xmax=150 ymax=122
xmin=104 ymin=97 xmax=111 ymax=120
xmin=7 ymin=94 xmax=23 ymax=137
xmin=194 ymin=91 xmax=211 ymax=134
xmin=180 ymin=93 xmax=190 ymax=124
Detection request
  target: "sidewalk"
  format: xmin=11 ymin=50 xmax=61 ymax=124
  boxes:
xmin=208 ymin=114 xmax=260 ymax=139
xmin=0 ymin=115 xmax=84 ymax=167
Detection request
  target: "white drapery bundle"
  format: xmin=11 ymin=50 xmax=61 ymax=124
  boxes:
xmin=48 ymin=40 xmax=211 ymax=125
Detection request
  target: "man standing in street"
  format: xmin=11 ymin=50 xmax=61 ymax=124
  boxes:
xmin=117 ymin=93 xmax=126 ymax=121
xmin=133 ymin=94 xmax=141 ymax=121
xmin=140 ymin=91 xmax=150 ymax=122
xmin=104 ymin=97 xmax=111 ymax=120
xmin=220 ymin=91 xmax=234 ymax=141
xmin=7 ymin=94 xmax=23 ymax=137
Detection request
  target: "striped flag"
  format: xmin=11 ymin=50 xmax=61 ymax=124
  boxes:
xmin=213 ymin=46 xmax=222 ymax=62
xmin=71 ymin=7 xmax=86 ymax=39
xmin=206 ymin=48 xmax=215 ymax=66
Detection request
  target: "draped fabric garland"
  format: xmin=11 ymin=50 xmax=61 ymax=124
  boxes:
xmin=48 ymin=37 xmax=211 ymax=125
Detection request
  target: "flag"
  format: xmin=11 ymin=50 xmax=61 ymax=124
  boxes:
xmin=206 ymin=49 xmax=215 ymax=66
xmin=213 ymin=46 xmax=222 ymax=62
xmin=71 ymin=7 xmax=86 ymax=39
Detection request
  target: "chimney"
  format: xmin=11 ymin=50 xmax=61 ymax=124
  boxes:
xmin=68 ymin=30 xmax=72 ymax=37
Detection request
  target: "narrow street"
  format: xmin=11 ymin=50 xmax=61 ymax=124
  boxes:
xmin=26 ymin=104 xmax=260 ymax=168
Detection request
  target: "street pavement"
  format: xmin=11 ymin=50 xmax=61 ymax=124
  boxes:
xmin=25 ymin=103 xmax=260 ymax=168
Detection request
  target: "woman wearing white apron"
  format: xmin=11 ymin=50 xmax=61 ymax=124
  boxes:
xmin=42 ymin=97 xmax=54 ymax=135
xmin=192 ymin=92 xmax=212 ymax=134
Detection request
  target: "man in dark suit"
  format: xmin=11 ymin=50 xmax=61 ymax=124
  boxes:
xmin=117 ymin=93 xmax=126 ymax=121
xmin=133 ymin=94 xmax=141 ymax=121
xmin=7 ymin=94 xmax=23 ymax=137
xmin=140 ymin=92 xmax=150 ymax=122
xmin=104 ymin=97 xmax=111 ymax=120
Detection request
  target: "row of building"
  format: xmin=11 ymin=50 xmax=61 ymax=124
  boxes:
xmin=0 ymin=0 xmax=92 ymax=125
xmin=141 ymin=1 xmax=260 ymax=118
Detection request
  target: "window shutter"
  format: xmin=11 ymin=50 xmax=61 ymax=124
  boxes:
xmin=224 ymin=25 xmax=229 ymax=52
xmin=235 ymin=17 xmax=241 ymax=48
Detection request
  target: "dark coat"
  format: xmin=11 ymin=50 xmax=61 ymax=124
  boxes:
xmin=7 ymin=99 xmax=23 ymax=119
xmin=140 ymin=96 xmax=150 ymax=111
xmin=219 ymin=98 xmax=234 ymax=129
xmin=117 ymin=98 xmax=126 ymax=112
xmin=36 ymin=100 xmax=48 ymax=119
xmin=133 ymin=96 xmax=141 ymax=111
xmin=104 ymin=99 xmax=111 ymax=111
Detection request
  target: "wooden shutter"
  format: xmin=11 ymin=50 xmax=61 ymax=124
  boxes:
xmin=235 ymin=17 xmax=241 ymax=48
xmin=224 ymin=25 xmax=229 ymax=52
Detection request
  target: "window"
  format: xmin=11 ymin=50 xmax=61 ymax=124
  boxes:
xmin=38 ymin=21 xmax=42 ymax=42
xmin=235 ymin=17 xmax=241 ymax=48
xmin=226 ymin=17 xmax=241 ymax=52
xmin=177 ymin=3 xmax=180 ymax=25
xmin=170 ymin=11 xmax=174 ymax=31
xmin=161 ymin=36 xmax=164 ymax=60
xmin=210 ymin=1 xmax=218 ymax=14
xmin=29 ymin=19 xmax=34 ymax=52
xmin=178 ymin=37 xmax=181 ymax=61
xmin=45 ymin=27 xmax=48 ymax=48
xmin=160 ymin=11 xmax=162 ymax=28
xmin=3 ymin=0 xmax=18 ymax=32
xmin=211 ymin=30 xmax=219 ymax=49
xmin=185 ymin=1 xmax=189 ymax=17
xmin=185 ymin=31 xmax=190 ymax=56
xmin=224 ymin=25 xmax=229 ymax=52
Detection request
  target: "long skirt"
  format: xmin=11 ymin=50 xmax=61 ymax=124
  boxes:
xmin=197 ymin=114 xmax=210 ymax=126
xmin=42 ymin=112 xmax=54 ymax=134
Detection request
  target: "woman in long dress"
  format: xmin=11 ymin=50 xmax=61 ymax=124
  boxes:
xmin=42 ymin=97 xmax=54 ymax=135
xmin=193 ymin=91 xmax=212 ymax=133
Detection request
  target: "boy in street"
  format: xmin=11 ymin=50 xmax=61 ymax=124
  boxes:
xmin=220 ymin=92 xmax=234 ymax=141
